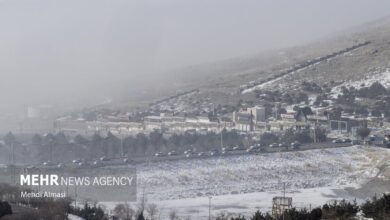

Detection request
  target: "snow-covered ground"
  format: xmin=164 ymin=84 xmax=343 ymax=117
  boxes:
xmin=241 ymin=49 xmax=362 ymax=94
xmin=330 ymin=68 xmax=390 ymax=98
xmin=101 ymin=146 xmax=390 ymax=219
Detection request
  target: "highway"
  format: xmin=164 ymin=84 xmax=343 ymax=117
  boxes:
xmin=4 ymin=141 xmax=354 ymax=169
xmin=131 ymin=141 xmax=354 ymax=164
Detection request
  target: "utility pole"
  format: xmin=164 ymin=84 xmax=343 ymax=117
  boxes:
xmin=283 ymin=183 xmax=286 ymax=220
xmin=220 ymin=127 xmax=224 ymax=150
xmin=74 ymin=185 xmax=78 ymax=207
xmin=313 ymin=123 xmax=317 ymax=143
xmin=120 ymin=132 xmax=124 ymax=157
xmin=50 ymin=141 xmax=53 ymax=162
xmin=11 ymin=142 xmax=15 ymax=165
xmin=208 ymin=196 xmax=212 ymax=220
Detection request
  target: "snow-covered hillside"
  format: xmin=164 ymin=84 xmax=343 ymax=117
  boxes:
xmin=331 ymin=68 xmax=390 ymax=98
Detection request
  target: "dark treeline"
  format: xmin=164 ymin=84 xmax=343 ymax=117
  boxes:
xmin=218 ymin=194 xmax=390 ymax=220
xmin=0 ymin=126 xmax=328 ymax=164
xmin=121 ymin=129 xmax=244 ymax=157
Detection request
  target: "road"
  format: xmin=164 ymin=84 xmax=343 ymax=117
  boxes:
xmin=9 ymin=141 xmax=354 ymax=169
xmin=131 ymin=141 xmax=354 ymax=164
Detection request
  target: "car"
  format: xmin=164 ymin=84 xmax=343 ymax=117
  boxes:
xmin=233 ymin=146 xmax=246 ymax=151
xmin=290 ymin=141 xmax=300 ymax=146
xmin=92 ymin=160 xmax=101 ymax=166
xmin=269 ymin=143 xmax=279 ymax=148
xmin=342 ymin=138 xmax=351 ymax=143
xmin=222 ymin=147 xmax=233 ymax=152
xmin=167 ymin=151 xmax=178 ymax=156
xmin=184 ymin=150 xmax=193 ymax=155
xmin=290 ymin=142 xmax=300 ymax=150
xmin=155 ymin=152 xmax=165 ymax=157
xmin=278 ymin=143 xmax=288 ymax=148
xmin=122 ymin=158 xmax=134 ymax=164
xmin=100 ymin=156 xmax=110 ymax=161
xmin=332 ymin=139 xmax=342 ymax=143
xmin=198 ymin=152 xmax=207 ymax=157
xmin=209 ymin=150 xmax=219 ymax=156
xmin=77 ymin=162 xmax=89 ymax=167
xmin=185 ymin=152 xmax=197 ymax=158
xmin=57 ymin=163 xmax=64 ymax=168
xmin=246 ymin=145 xmax=261 ymax=153
xmin=72 ymin=159 xmax=82 ymax=164
xmin=246 ymin=147 xmax=259 ymax=153
xmin=42 ymin=161 xmax=54 ymax=166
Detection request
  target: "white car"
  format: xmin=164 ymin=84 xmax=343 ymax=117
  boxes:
xmin=155 ymin=152 xmax=165 ymax=157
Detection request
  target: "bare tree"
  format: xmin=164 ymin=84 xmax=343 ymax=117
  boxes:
xmin=169 ymin=210 xmax=178 ymax=220
xmin=114 ymin=203 xmax=134 ymax=220
xmin=146 ymin=203 xmax=158 ymax=220
xmin=137 ymin=186 xmax=148 ymax=212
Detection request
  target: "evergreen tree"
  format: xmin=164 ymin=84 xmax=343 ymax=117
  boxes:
xmin=136 ymin=211 xmax=146 ymax=220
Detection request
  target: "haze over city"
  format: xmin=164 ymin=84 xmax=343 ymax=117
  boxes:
xmin=2 ymin=1 xmax=390 ymax=219
xmin=1 ymin=0 xmax=390 ymax=114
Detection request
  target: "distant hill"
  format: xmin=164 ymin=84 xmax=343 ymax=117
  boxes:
xmin=99 ymin=16 xmax=390 ymax=110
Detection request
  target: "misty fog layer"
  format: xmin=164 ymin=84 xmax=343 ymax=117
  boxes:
xmin=1 ymin=0 xmax=390 ymax=113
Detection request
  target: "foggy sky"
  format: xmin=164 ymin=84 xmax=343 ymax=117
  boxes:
xmin=1 ymin=0 xmax=390 ymax=114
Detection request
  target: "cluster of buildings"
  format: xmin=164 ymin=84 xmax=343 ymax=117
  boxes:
xmin=233 ymin=104 xmax=390 ymax=141
xmin=54 ymin=112 xmax=233 ymax=136
xmin=51 ymin=103 xmax=389 ymax=141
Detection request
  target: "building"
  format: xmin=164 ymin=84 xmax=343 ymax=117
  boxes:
xmin=272 ymin=196 xmax=292 ymax=218
xmin=329 ymin=117 xmax=365 ymax=134
xmin=232 ymin=106 xmax=265 ymax=132
xmin=270 ymin=109 xmax=311 ymax=131
xmin=233 ymin=111 xmax=253 ymax=132
xmin=248 ymin=106 xmax=266 ymax=123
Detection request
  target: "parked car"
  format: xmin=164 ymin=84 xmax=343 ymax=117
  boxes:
xmin=222 ymin=146 xmax=233 ymax=152
xmin=332 ymin=139 xmax=342 ymax=143
xmin=100 ymin=156 xmax=110 ymax=161
xmin=155 ymin=152 xmax=165 ymax=157
xmin=184 ymin=150 xmax=193 ymax=155
xmin=123 ymin=158 xmax=133 ymax=164
xmin=42 ymin=161 xmax=54 ymax=166
xmin=269 ymin=143 xmax=279 ymax=148
xmin=72 ymin=159 xmax=82 ymax=164
xmin=246 ymin=147 xmax=258 ymax=153
xmin=233 ymin=146 xmax=246 ymax=151
xmin=278 ymin=143 xmax=288 ymax=148
xmin=185 ymin=152 xmax=197 ymax=158
xmin=198 ymin=152 xmax=207 ymax=157
xmin=246 ymin=145 xmax=261 ymax=153
xmin=77 ymin=162 xmax=89 ymax=168
xmin=221 ymin=150 xmax=229 ymax=155
xmin=209 ymin=150 xmax=219 ymax=156
xmin=342 ymin=138 xmax=351 ymax=143
xmin=92 ymin=160 xmax=101 ymax=166
xmin=167 ymin=151 xmax=178 ymax=156
xmin=290 ymin=142 xmax=300 ymax=150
